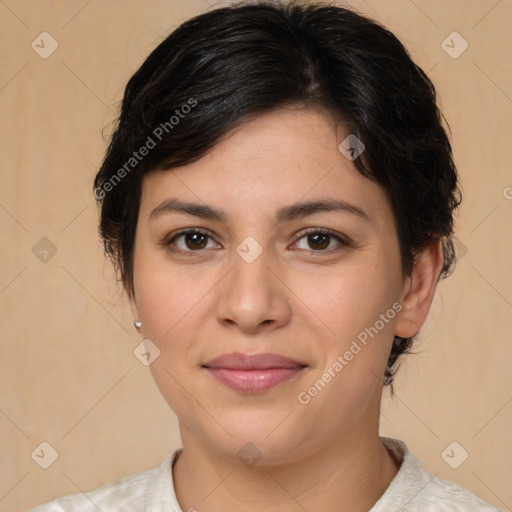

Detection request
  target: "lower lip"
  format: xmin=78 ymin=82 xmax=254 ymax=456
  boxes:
xmin=205 ymin=367 xmax=306 ymax=393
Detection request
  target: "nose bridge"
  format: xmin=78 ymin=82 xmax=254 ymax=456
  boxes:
xmin=229 ymin=238 xmax=273 ymax=306
xmin=216 ymin=236 xmax=290 ymax=332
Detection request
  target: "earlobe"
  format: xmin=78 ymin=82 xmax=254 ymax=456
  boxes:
xmin=128 ymin=288 xmax=140 ymax=326
xmin=394 ymin=241 xmax=444 ymax=338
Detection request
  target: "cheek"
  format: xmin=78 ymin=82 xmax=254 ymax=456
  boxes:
xmin=132 ymin=259 xmax=212 ymax=414
xmin=299 ymin=264 xmax=403 ymax=412
xmin=132 ymin=242 xmax=213 ymax=338
xmin=296 ymin=259 xmax=400 ymax=340
xmin=293 ymin=267 xmax=401 ymax=416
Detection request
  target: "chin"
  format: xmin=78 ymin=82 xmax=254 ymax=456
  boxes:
xmin=203 ymin=413 xmax=310 ymax=463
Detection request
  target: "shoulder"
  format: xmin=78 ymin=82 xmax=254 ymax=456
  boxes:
xmin=27 ymin=469 xmax=153 ymax=512
xmin=420 ymin=473 xmax=502 ymax=511
xmin=374 ymin=437 xmax=504 ymax=511
xmin=27 ymin=452 xmax=177 ymax=512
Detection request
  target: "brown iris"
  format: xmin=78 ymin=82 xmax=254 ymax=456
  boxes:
xmin=184 ymin=232 xmax=209 ymax=250
xmin=307 ymin=233 xmax=330 ymax=250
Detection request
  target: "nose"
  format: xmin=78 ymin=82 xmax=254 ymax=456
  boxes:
xmin=215 ymin=245 xmax=292 ymax=334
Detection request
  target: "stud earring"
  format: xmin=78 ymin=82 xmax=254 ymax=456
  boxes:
xmin=134 ymin=320 xmax=142 ymax=329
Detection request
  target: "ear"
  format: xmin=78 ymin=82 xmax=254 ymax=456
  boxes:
xmin=395 ymin=240 xmax=444 ymax=338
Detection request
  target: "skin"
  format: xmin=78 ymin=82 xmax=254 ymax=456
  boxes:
xmin=129 ymin=107 xmax=444 ymax=512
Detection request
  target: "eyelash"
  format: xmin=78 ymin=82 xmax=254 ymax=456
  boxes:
xmin=161 ymin=227 xmax=349 ymax=255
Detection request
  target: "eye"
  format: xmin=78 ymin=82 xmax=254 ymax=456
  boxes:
xmin=162 ymin=227 xmax=349 ymax=254
xmin=163 ymin=228 xmax=220 ymax=253
xmin=293 ymin=228 xmax=348 ymax=252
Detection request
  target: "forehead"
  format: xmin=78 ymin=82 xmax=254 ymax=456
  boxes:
xmin=139 ymin=108 xmax=391 ymax=226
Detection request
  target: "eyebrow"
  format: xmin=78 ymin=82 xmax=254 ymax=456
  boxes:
xmin=148 ymin=197 xmax=369 ymax=224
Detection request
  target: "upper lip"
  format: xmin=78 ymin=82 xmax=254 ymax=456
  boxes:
xmin=203 ymin=352 xmax=307 ymax=370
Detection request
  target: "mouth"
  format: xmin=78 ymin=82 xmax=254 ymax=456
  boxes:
xmin=202 ymin=352 xmax=308 ymax=393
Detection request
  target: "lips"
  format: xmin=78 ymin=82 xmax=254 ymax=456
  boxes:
xmin=203 ymin=352 xmax=307 ymax=393
xmin=203 ymin=352 xmax=306 ymax=370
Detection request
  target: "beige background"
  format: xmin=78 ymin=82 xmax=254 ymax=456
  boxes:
xmin=0 ymin=0 xmax=511 ymax=510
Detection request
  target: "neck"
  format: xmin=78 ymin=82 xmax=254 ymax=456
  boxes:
xmin=172 ymin=428 xmax=399 ymax=512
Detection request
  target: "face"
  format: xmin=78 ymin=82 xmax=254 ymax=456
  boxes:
xmin=130 ymin=107 xmax=410 ymax=464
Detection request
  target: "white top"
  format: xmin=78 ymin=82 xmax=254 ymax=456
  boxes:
xmin=28 ymin=437 xmax=502 ymax=511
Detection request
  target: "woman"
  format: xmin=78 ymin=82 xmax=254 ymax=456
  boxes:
xmin=30 ymin=1 xmax=501 ymax=510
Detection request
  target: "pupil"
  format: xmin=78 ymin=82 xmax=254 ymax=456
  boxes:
xmin=309 ymin=233 xmax=329 ymax=250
